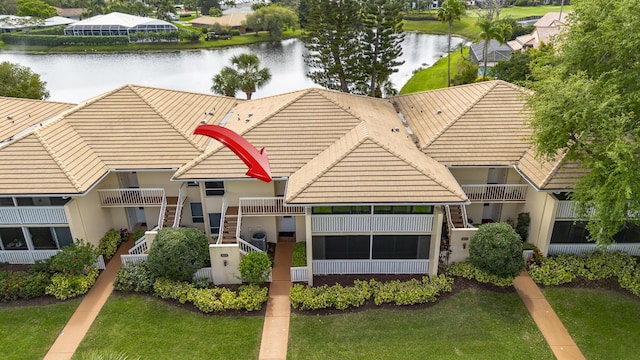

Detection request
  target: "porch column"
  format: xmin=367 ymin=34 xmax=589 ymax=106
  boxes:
xmin=305 ymin=207 xmax=313 ymax=286
xmin=428 ymin=207 xmax=444 ymax=276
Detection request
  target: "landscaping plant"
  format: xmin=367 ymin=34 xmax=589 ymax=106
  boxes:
xmin=98 ymin=228 xmax=122 ymax=260
xmin=238 ymin=251 xmax=272 ymax=285
xmin=146 ymin=227 xmax=210 ymax=282
xmin=114 ymin=262 xmax=154 ymax=293
xmin=468 ymin=222 xmax=524 ymax=278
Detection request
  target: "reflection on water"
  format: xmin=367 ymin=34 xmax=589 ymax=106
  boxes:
xmin=0 ymin=33 xmax=463 ymax=103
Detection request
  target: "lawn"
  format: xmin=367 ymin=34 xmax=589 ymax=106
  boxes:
xmin=0 ymin=299 xmax=80 ymax=360
xmin=288 ymin=289 xmax=554 ymax=360
xmin=400 ymin=46 xmax=470 ymax=94
xmin=404 ymin=5 xmax=573 ymax=39
xmin=73 ymin=294 xmax=264 ymax=359
xmin=542 ymin=288 xmax=640 ymax=360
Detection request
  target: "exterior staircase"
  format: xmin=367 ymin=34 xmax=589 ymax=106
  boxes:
xmin=162 ymin=197 xmax=180 ymax=228
xmin=221 ymin=206 xmax=239 ymax=244
xmin=448 ymin=205 xmax=466 ymax=229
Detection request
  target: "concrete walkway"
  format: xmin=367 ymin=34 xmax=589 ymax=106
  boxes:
xmin=513 ymin=271 xmax=586 ymax=360
xmin=258 ymin=242 xmax=294 ymax=360
xmin=44 ymin=238 xmax=133 ymax=360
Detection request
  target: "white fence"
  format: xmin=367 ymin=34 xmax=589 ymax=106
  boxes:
xmin=98 ymin=188 xmax=165 ymax=207
xmin=120 ymin=253 xmax=148 ymax=265
xmin=555 ymin=201 xmax=578 ymax=219
xmin=461 ymin=184 xmax=528 ymax=202
xmin=0 ymin=250 xmax=106 ymax=270
xmin=194 ymin=267 xmax=214 ymax=281
xmin=312 ymin=214 xmax=433 ymax=233
xmin=548 ymin=243 xmax=640 ymax=257
xmin=290 ymin=266 xmax=308 ymax=282
xmin=0 ymin=206 xmax=68 ymax=224
xmin=312 ymin=259 xmax=429 ymax=275
xmin=239 ymin=197 xmax=305 ymax=215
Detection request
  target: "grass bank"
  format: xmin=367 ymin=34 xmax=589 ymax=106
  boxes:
xmin=73 ymin=294 xmax=263 ymax=359
xmin=542 ymin=288 xmax=640 ymax=360
xmin=400 ymin=46 xmax=470 ymax=94
xmin=288 ymin=289 xmax=553 ymax=360
xmin=0 ymin=299 xmax=80 ymax=360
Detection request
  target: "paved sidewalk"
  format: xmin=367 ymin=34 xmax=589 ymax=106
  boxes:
xmin=44 ymin=238 xmax=133 ymax=360
xmin=513 ymin=271 xmax=585 ymax=360
xmin=259 ymin=242 xmax=294 ymax=360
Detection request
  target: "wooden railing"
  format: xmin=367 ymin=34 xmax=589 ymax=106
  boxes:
xmin=239 ymin=197 xmax=305 ymax=215
xmin=312 ymin=259 xmax=429 ymax=275
xmin=312 ymin=214 xmax=433 ymax=233
xmin=461 ymin=184 xmax=528 ymax=202
xmin=98 ymin=188 xmax=165 ymax=207
xmin=547 ymin=243 xmax=640 ymax=257
xmin=0 ymin=206 xmax=68 ymax=225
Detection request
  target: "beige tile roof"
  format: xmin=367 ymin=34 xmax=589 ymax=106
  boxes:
xmin=191 ymin=14 xmax=247 ymax=28
xmin=516 ymin=148 xmax=585 ymax=190
xmin=394 ymin=81 xmax=531 ymax=166
xmin=0 ymin=96 xmax=75 ymax=144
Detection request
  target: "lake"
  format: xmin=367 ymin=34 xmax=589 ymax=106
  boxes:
xmin=0 ymin=33 xmax=464 ymax=103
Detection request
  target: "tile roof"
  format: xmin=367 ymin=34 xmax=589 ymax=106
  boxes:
xmin=394 ymin=81 xmax=531 ymax=166
xmin=0 ymin=96 xmax=75 ymax=144
xmin=516 ymin=148 xmax=585 ymax=191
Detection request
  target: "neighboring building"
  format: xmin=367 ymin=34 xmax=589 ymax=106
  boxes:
xmin=0 ymin=15 xmax=76 ymax=32
xmin=55 ymin=7 xmax=85 ymax=21
xmin=64 ymin=12 xmax=177 ymax=36
xmin=508 ymin=11 xmax=569 ymax=51
xmin=0 ymin=81 xmax=637 ymax=285
xmin=190 ymin=14 xmax=247 ymax=32
xmin=470 ymin=39 xmax=513 ymax=68
xmin=44 ymin=16 xmax=77 ymax=27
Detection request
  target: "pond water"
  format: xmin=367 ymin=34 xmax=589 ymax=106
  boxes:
xmin=0 ymin=33 xmax=464 ymax=103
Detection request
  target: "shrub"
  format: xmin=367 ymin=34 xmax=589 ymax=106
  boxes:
xmin=238 ymin=251 xmax=271 ymax=285
xmin=46 ymin=267 xmax=99 ymax=300
xmin=445 ymin=262 xmax=514 ymax=287
xmin=0 ymin=271 xmax=50 ymax=302
xmin=469 ymin=222 xmax=524 ymax=278
xmin=114 ymin=262 xmax=154 ymax=293
xmin=131 ymin=229 xmax=146 ymax=242
xmin=99 ymin=228 xmax=122 ymax=259
xmin=49 ymin=239 xmax=99 ymax=276
xmin=291 ymin=242 xmax=306 ymax=267
xmin=147 ymin=227 xmax=210 ymax=282
xmin=515 ymin=212 xmax=530 ymax=242
xmin=372 ymin=276 xmax=453 ymax=306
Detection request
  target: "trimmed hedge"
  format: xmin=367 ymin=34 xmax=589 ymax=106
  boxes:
xmin=469 ymin=222 xmax=525 ymax=278
xmin=152 ymin=278 xmax=268 ymax=313
xmin=289 ymin=275 xmax=454 ymax=311
xmin=0 ymin=271 xmax=50 ymax=302
xmin=147 ymin=227 xmax=210 ymax=282
xmin=114 ymin=262 xmax=154 ymax=293
xmin=1 ymin=33 xmax=130 ymax=46
xmin=99 ymin=228 xmax=122 ymax=260
xmin=529 ymin=251 xmax=640 ymax=296
xmin=46 ymin=267 xmax=99 ymax=300
xmin=445 ymin=262 xmax=515 ymax=287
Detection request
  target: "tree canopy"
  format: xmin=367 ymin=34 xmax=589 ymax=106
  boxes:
xmin=245 ymin=4 xmax=298 ymax=39
xmin=16 ymin=0 xmax=57 ymax=18
xmin=528 ymin=0 xmax=640 ymax=245
xmin=211 ymin=53 xmax=271 ymax=100
xmin=437 ymin=0 xmax=466 ymax=88
xmin=0 ymin=62 xmax=49 ymax=100
xmin=302 ymin=0 xmax=404 ymax=97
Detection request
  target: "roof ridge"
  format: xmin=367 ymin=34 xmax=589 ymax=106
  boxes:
xmin=33 ymin=130 xmax=82 ymax=192
xmin=234 ymin=89 xmax=313 ymax=136
xmin=422 ymin=81 xmax=499 ymax=149
xmin=368 ymin=136 xmax=467 ymax=200
xmin=287 ymin=122 xmax=368 ymax=201
xmin=129 ymin=85 xmax=204 ymax=151
xmin=316 ymin=89 xmax=375 ymax=121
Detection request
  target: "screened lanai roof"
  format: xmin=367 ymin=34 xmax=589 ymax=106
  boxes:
xmin=64 ymin=12 xmax=177 ymax=34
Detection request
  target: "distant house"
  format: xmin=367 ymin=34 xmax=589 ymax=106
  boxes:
xmin=508 ymin=12 xmax=569 ymax=51
xmin=55 ymin=7 xmax=85 ymax=21
xmin=470 ymin=39 xmax=512 ymax=68
xmin=64 ymin=12 xmax=177 ymax=36
xmin=190 ymin=14 xmax=247 ymax=32
xmin=0 ymin=15 xmax=75 ymax=32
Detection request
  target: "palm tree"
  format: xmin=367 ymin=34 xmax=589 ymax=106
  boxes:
xmin=437 ymin=0 xmax=466 ymax=87
xmin=211 ymin=53 xmax=271 ymax=100
xmin=477 ymin=17 xmax=512 ymax=81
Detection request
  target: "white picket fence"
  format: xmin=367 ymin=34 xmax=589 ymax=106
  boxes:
xmin=312 ymin=259 xmax=429 ymax=275
xmin=290 ymin=266 xmax=308 ymax=282
xmin=547 ymin=243 xmax=640 ymax=257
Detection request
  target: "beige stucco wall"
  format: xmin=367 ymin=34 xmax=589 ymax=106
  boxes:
xmin=521 ymin=190 xmax=558 ymax=253
xmin=448 ymin=228 xmax=478 ymax=263
xmin=65 ymin=190 xmax=114 ymax=247
xmin=224 ymin=180 xmax=275 ymax=206
xmin=209 ymin=244 xmax=242 ymax=285
xmin=295 ymin=215 xmax=306 ymax=242
xmin=449 ymin=168 xmax=489 ymax=184
xmin=240 ymin=216 xmax=277 ymax=243
xmin=429 ymin=207 xmax=444 ymax=276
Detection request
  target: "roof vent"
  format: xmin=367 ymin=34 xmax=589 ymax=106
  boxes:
xmin=208 ymin=111 xmax=214 ymax=115
xmin=245 ymin=119 xmax=250 ymax=123
xmin=201 ymin=119 xmax=207 ymax=124
xmin=436 ymin=109 xmax=442 ymax=115
xmin=391 ymin=128 xmax=400 ymax=133
xmin=7 ymin=115 xmax=12 ymax=120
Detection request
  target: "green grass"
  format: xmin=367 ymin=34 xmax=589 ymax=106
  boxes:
xmin=403 ymin=5 xmax=573 ymax=40
xmin=0 ymin=299 xmax=80 ymax=360
xmin=400 ymin=46 xmax=470 ymax=93
xmin=288 ymin=289 xmax=553 ymax=360
xmin=542 ymin=288 xmax=640 ymax=360
xmin=73 ymin=294 xmax=264 ymax=359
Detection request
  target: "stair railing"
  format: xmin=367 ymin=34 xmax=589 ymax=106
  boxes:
xmin=157 ymin=195 xmax=167 ymax=229
xmin=172 ymin=182 xmax=187 ymax=228
xmin=216 ymin=197 xmax=227 ymax=244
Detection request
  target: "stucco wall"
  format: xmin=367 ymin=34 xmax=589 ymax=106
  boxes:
xmin=521 ymin=190 xmax=557 ymax=253
xmin=65 ymin=190 xmax=114 ymax=247
xmin=240 ymin=216 xmax=277 ymax=243
xmin=224 ymin=180 xmax=275 ymax=206
xmin=449 ymin=168 xmax=489 ymax=184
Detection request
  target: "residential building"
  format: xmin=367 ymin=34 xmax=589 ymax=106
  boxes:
xmin=64 ymin=12 xmax=177 ymax=36
xmin=508 ymin=11 xmax=569 ymax=51
xmin=0 ymin=81 xmax=637 ymax=284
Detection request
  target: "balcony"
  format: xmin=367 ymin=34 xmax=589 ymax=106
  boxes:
xmin=311 ymin=214 xmax=433 ymax=233
xmin=461 ymin=184 xmax=528 ymax=202
xmin=98 ymin=188 xmax=165 ymax=207
xmin=0 ymin=206 xmax=68 ymax=225
xmin=239 ymin=197 xmax=305 ymax=215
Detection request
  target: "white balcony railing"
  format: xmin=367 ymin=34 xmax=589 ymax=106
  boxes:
xmin=290 ymin=266 xmax=309 ymax=282
xmin=548 ymin=243 xmax=640 ymax=257
xmin=556 ymin=200 xmax=578 ymax=219
xmin=312 ymin=214 xmax=433 ymax=234
xmin=0 ymin=206 xmax=68 ymax=225
xmin=239 ymin=197 xmax=305 ymax=215
xmin=0 ymin=250 xmax=105 ymax=269
xmin=461 ymin=184 xmax=528 ymax=202
xmin=312 ymin=259 xmax=429 ymax=275
xmin=98 ymin=188 xmax=165 ymax=207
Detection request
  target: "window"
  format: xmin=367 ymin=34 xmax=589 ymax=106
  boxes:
xmin=205 ymin=181 xmax=225 ymax=196
xmin=54 ymin=227 xmax=73 ymax=248
xmin=0 ymin=198 xmax=13 ymax=206
xmin=373 ymin=205 xmax=433 ymax=214
xmin=190 ymin=203 xmax=204 ymax=223
xmin=372 ymin=235 xmax=430 ymax=259
xmin=312 ymin=235 xmax=370 ymax=259
xmin=312 ymin=206 xmax=371 ymax=214
xmin=28 ymin=227 xmax=58 ymax=249
xmin=208 ymin=213 xmax=221 ymax=235
xmin=0 ymin=227 xmax=26 ymax=250
xmin=550 ymin=221 xmax=589 ymax=243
